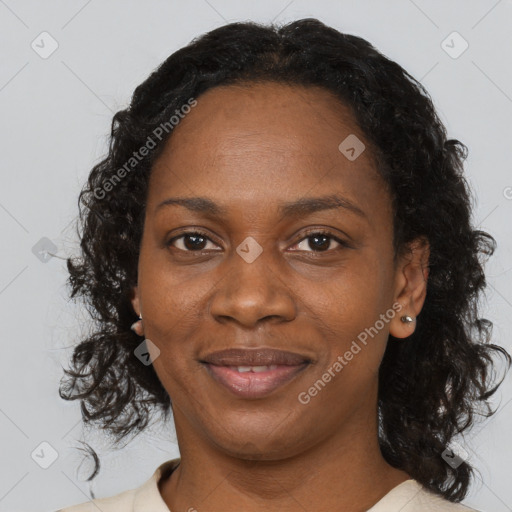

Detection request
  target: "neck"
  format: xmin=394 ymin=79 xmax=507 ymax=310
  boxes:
xmin=159 ymin=407 xmax=410 ymax=511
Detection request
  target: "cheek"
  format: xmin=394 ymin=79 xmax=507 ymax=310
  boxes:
xmin=296 ymin=310 xmax=388 ymax=421
xmin=151 ymin=350 xmax=204 ymax=406
xmin=139 ymin=248 xmax=210 ymax=335
xmin=299 ymin=257 xmax=392 ymax=380
xmin=138 ymin=262 xmax=207 ymax=391
xmin=301 ymin=254 xmax=390 ymax=332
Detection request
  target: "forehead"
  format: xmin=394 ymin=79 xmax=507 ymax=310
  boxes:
xmin=148 ymin=82 xmax=388 ymax=218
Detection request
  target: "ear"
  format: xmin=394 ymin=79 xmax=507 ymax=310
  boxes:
xmin=389 ymin=236 xmax=430 ymax=339
xmin=130 ymin=285 xmax=141 ymax=317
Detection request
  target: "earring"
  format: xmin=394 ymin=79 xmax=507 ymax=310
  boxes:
xmin=400 ymin=315 xmax=414 ymax=323
xmin=130 ymin=313 xmax=143 ymax=336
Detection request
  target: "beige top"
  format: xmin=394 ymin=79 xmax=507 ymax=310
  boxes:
xmin=57 ymin=458 xmax=482 ymax=512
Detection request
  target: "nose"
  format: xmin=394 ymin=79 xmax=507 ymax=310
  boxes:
xmin=209 ymin=247 xmax=297 ymax=328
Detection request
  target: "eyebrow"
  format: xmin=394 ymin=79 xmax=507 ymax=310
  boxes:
xmin=155 ymin=194 xmax=367 ymax=221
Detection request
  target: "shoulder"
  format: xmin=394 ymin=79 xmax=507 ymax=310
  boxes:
xmin=368 ymin=479 xmax=484 ymax=512
xmin=56 ymin=486 xmax=137 ymax=512
xmin=55 ymin=458 xmax=180 ymax=512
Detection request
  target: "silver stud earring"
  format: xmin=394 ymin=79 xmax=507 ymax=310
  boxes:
xmin=130 ymin=313 xmax=143 ymax=336
xmin=400 ymin=315 xmax=414 ymax=323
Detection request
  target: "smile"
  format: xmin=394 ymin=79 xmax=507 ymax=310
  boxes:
xmin=202 ymin=362 xmax=309 ymax=399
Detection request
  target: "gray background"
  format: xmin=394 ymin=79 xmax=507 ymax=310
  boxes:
xmin=1 ymin=1 xmax=511 ymax=511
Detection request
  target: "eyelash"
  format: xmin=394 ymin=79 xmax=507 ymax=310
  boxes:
xmin=167 ymin=228 xmax=350 ymax=254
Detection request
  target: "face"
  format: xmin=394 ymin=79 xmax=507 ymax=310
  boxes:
xmin=131 ymin=82 xmax=428 ymax=460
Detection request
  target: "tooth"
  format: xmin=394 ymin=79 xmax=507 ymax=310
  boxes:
xmin=251 ymin=366 xmax=269 ymax=372
xmin=234 ymin=365 xmax=279 ymax=372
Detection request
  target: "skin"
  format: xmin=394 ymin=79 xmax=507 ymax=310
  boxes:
xmin=130 ymin=82 xmax=430 ymax=512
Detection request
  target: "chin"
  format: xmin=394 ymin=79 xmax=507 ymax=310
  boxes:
xmin=207 ymin=421 xmax=312 ymax=462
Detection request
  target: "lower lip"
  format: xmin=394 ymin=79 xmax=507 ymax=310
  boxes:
xmin=203 ymin=363 xmax=309 ymax=399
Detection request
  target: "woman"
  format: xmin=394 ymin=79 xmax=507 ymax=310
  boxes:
xmin=57 ymin=18 xmax=510 ymax=512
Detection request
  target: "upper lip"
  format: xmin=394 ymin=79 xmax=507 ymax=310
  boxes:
xmin=200 ymin=348 xmax=311 ymax=366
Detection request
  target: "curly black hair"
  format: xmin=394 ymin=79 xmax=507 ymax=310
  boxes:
xmin=59 ymin=18 xmax=511 ymax=502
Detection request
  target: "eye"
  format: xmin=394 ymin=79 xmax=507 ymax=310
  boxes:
xmin=290 ymin=229 xmax=350 ymax=253
xmin=167 ymin=230 xmax=221 ymax=252
xmin=167 ymin=229 xmax=350 ymax=253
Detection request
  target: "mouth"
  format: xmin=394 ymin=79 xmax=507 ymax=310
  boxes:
xmin=199 ymin=348 xmax=312 ymax=399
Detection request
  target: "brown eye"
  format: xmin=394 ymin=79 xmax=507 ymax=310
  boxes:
xmin=290 ymin=230 xmax=349 ymax=253
xmin=168 ymin=231 xmax=220 ymax=252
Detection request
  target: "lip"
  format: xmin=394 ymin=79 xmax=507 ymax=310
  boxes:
xmin=202 ymin=362 xmax=310 ymax=399
xmin=200 ymin=348 xmax=312 ymax=399
xmin=201 ymin=348 xmax=311 ymax=366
